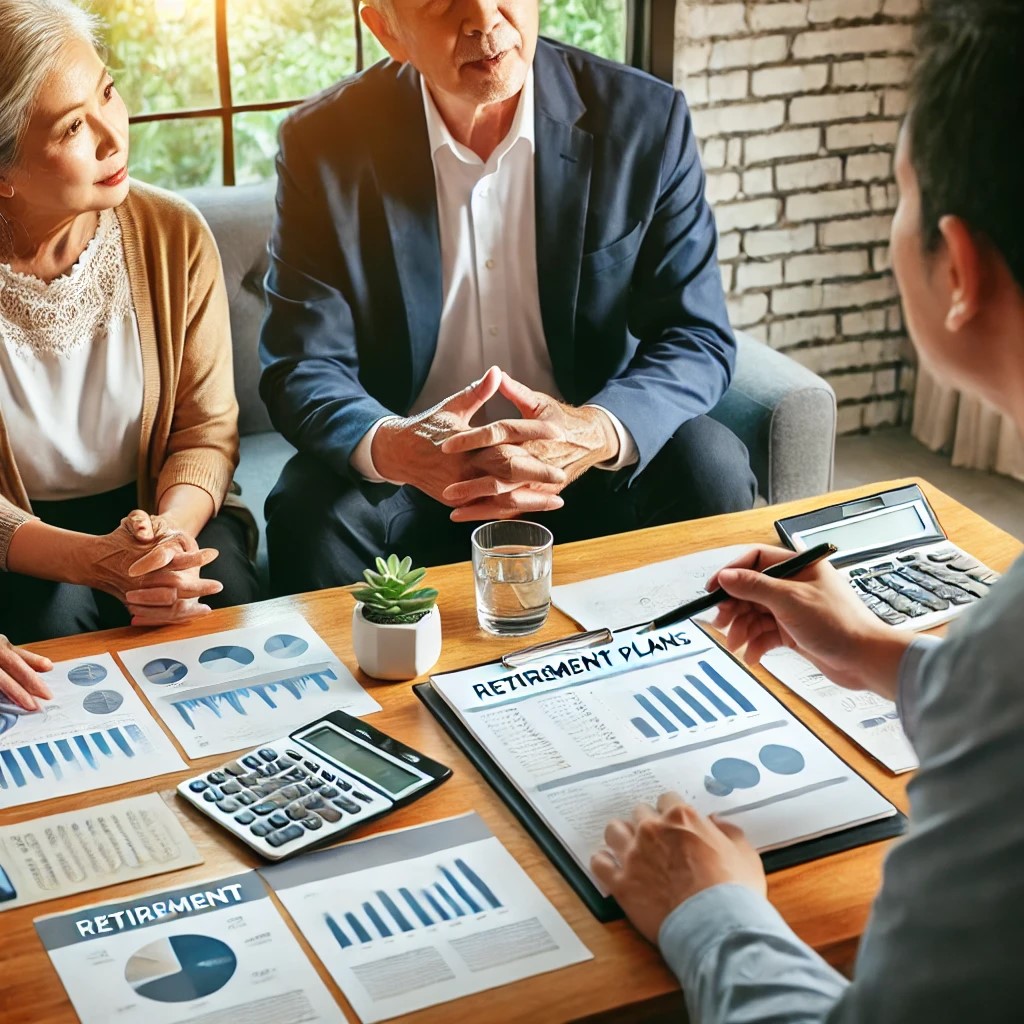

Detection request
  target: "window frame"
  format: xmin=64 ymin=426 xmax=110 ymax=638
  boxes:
xmin=127 ymin=0 xmax=663 ymax=186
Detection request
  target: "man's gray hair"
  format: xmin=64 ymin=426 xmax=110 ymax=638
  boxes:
xmin=0 ymin=0 xmax=101 ymax=171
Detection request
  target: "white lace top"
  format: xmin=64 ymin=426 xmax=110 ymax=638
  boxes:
xmin=0 ymin=208 xmax=144 ymax=501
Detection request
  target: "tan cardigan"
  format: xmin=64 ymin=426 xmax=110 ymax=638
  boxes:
xmin=0 ymin=181 xmax=240 ymax=569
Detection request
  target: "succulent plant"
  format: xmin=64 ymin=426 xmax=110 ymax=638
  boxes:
xmin=353 ymin=554 xmax=439 ymax=625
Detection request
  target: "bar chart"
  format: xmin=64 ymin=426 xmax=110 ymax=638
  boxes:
xmin=169 ymin=667 xmax=339 ymax=729
xmin=323 ymin=857 xmax=503 ymax=948
xmin=630 ymin=659 xmax=759 ymax=739
xmin=0 ymin=723 xmax=152 ymax=791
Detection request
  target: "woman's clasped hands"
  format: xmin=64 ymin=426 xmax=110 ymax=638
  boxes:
xmin=85 ymin=509 xmax=223 ymax=625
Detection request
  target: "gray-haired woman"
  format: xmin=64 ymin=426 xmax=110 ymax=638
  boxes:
xmin=0 ymin=0 xmax=259 ymax=664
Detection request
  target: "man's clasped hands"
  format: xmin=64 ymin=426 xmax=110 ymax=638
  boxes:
xmin=371 ymin=365 xmax=621 ymax=522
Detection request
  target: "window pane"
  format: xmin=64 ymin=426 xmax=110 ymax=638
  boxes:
xmin=229 ymin=0 xmax=365 ymax=104
xmin=540 ymin=0 xmax=627 ymax=62
xmin=93 ymin=0 xmax=219 ymax=115
xmin=234 ymin=109 xmax=289 ymax=185
xmin=129 ymin=118 xmax=223 ymax=190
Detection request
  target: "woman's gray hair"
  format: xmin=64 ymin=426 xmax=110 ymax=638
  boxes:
xmin=0 ymin=0 xmax=102 ymax=172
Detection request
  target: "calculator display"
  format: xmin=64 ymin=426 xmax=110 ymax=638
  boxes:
xmin=797 ymin=503 xmax=929 ymax=554
xmin=303 ymin=727 xmax=420 ymax=795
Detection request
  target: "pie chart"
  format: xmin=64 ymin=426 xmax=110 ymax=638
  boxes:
xmin=264 ymin=633 xmax=309 ymax=659
xmin=82 ymin=689 xmax=124 ymax=715
xmin=143 ymin=659 xmax=189 ymax=685
xmin=198 ymin=646 xmax=255 ymax=672
xmin=125 ymin=934 xmax=237 ymax=1003
xmin=68 ymin=663 xmax=108 ymax=686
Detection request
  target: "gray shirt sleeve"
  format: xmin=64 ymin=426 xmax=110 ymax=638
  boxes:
xmin=656 ymin=556 xmax=1024 ymax=1023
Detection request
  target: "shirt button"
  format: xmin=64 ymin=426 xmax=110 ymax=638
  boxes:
xmin=485 ymin=258 xmax=495 ymax=270
xmin=488 ymin=325 xmax=499 ymax=337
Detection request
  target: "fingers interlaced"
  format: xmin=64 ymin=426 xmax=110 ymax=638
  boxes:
xmin=442 ymin=418 xmax=561 ymax=455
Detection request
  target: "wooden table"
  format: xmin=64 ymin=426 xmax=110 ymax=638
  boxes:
xmin=3 ymin=478 xmax=1020 ymax=1024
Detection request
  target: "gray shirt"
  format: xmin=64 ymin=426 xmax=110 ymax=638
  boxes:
xmin=658 ymin=554 xmax=1024 ymax=1023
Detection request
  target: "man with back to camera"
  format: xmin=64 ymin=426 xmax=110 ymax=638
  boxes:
xmin=258 ymin=0 xmax=757 ymax=595
xmin=592 ymin=1 xmax=1024 ymax=1020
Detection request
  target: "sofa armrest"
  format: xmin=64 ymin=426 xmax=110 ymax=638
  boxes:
xmin=709 ymin=331 xmax=836 ymax=505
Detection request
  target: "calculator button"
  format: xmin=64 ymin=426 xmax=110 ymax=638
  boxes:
xmin=267 ymin=824 xmax=305 ymax=848
xmin=335 ymin=779 xmax=353 ymax=791
xmin=188 ymin=780 xmax=208 ymax=793
xmin=224 ymin=761 xmax=245 ymax=776
xmin=897 ymin=554 xmax=916 ymax=563
xmin=259 ymin=748 xmax=279 ymax=762
xmin=252 ymin=802 xmax=277 ymax=816
xmin=237 ymin=772 xmax=261 ymax=787
xmin=320 ymin=770 xmax=335 ymax=782
xmin=352 ymin=791 xmax=373 ymax=803
xmin=234 ymin=811 xmax=256 ymax=825
xmin=301 ymin=816 xmax=324 ymax=830
xmin=206 ymin=771 xmax=227 ymax=784
xmin=281 ymin=768 xmax=308 ymax=783
xmin=216 ymin=798 xmax=240 ymax=813
xmin=287 ymin=805 xmax=308 ymax=820
xmin=236 ymin=792 xmax=256 ymax=806
xmin=316 ymin=807 xmax=343 ymax=823
xmin=250 ymin=821 xmax=272 ymax=838
xmin=268 ymin=811 xmax=290 ymax=828
xmin=202 ymin=787 xmax=223 ymax=802
xmin=273 ymin=759 xmax=292 ymax=774
xmin=927 ymin=548 xmax=957 ymax=562
xmin=303 ymin=760 xmax=319 ymax=773
xmin=242 ymin=755 xmax=263 ymax=769
xmin=300 ymin=795 xmax=326 ymax=810
xmin=286 ymin=749 xmax=304 ymax=761
xmin=220 ymin=780 xmax=242 ymax=795
xmin=334 ymin=797 xmax=361 ymax=813
xmin=319 ymin=786 xmax=339 ymax=799
xmin=255 ymin=764 xmax=278 ymax=778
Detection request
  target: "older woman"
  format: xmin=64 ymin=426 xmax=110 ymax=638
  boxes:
xmin=0 ymin=0 xmax=258 ymax=646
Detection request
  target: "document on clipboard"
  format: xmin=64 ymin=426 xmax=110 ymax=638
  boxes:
xmin=417 ymin=621 xmax=903 ymax=920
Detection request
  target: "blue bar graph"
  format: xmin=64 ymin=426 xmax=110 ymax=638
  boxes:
xmin=630 ymin=661 xmax=760 ymax=738
xmin=699 ymin=660 xmax=757 ymax=713
xmin=0 ymin=725 xmax=153 ymax=792
xmin=171 ymin=669 xmax=338 ymax=729
xmin=323 ymin=857 xmax=504 ymax=950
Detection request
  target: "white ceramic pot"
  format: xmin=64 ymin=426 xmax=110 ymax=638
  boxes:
xmin=351 ymin=604 xmax=443 ymax=681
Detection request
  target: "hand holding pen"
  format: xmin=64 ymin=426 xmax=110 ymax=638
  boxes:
xmin=706 ymin=543 xmax=911 ymax=699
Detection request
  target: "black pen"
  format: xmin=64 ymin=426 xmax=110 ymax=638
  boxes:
xmin=636 ymin=542 xmax=838 ymax=633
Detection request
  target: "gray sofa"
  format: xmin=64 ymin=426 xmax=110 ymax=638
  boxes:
xmin=183 ymin=182 xmax=837 ymax=582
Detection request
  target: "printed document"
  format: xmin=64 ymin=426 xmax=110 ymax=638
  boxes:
xmin=118 ymin=613 xmax=380 ymax=757
xmin=430 ymin=623 xmax=897 ymax=893
xmin=35 ymin=870 xmax=343 ymax=1024
xmin=0 ymin=793 xmax=201 ymax=912
xmin=263 ymin=813 xmax=591 ymax=1023
xmin=0 ymin=653 xmax=185 ymax=809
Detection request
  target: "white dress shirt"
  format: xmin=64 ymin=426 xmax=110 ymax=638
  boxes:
xmin=351 ymin=69 xmax=637 ymax=482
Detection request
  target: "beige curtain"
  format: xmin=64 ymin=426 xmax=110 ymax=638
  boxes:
xmin=912 ymin=366 xmax=1024 ymax=482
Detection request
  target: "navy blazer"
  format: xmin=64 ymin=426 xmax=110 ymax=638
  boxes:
xmin=259 ymin=39 xmax=735 ymax=483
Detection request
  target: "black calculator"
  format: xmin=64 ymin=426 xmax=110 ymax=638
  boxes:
xmin=775 ymin=483 xmax=1001 ymax=631
xmin=177 ymin=710 xmax=452 ymax=860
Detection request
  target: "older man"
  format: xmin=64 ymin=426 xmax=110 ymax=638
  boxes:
xmin=259 ymin=0 xmax=756 ymax=594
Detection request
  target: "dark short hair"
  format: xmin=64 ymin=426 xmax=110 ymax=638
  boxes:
xmin=909 ymin=0 xmax=1024 ymax=291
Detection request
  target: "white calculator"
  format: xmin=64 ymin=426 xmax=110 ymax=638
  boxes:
xmin=776 ymin=483 xmax=1001 ymax=631
xmin=177 ymin=710 xmax=452 ymax=859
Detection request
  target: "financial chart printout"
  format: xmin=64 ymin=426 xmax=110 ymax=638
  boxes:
xmin=0 ymin=654 xmax=185 ymax=809
xmin=263 ymin=813 xmax=591 ymax=1023
xmin=430 ymin=623 xmax=897 ymax=894
xmin=118 ymin=614 xmax=381 ymax=757
xmin=35 ymin=871 xmax=343 ymax=1024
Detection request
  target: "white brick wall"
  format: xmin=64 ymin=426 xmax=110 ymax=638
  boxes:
xmin=676 ymin=0 xmax=920 ymax=433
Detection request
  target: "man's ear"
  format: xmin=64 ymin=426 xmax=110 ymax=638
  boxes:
xmin=360 ymin=5 xmax=408 ymax=63
xmin=0 ymin=179 xmax=13 ymax=200
xmin=938 ymin=214 xmax=984 ymax=332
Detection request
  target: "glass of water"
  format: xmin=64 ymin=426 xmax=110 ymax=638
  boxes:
xmin=471 ymin=521 xmax=554 ymax=637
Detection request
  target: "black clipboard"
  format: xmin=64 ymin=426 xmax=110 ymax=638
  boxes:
xmin=414 ymin=635 xmax=907 ymax=923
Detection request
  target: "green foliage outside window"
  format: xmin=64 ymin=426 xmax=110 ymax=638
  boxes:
xmin=91 ymin=0 xmax=626 ymax=190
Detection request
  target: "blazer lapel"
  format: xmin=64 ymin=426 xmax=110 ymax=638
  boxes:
xmin=534 ymin=41 xmax=592 ymax=401
xmin=374 ymin=63 xmax=443 ymax=409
